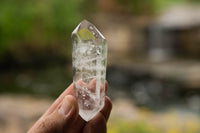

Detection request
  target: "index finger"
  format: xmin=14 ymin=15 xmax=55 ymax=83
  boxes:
xmin=43 ymin=83 xmax=74 ymax=117
xmin=43 ymin=81 xmax=109 ymax=117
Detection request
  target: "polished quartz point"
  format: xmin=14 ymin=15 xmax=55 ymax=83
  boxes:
xmin=71 ymin=20 xmax=107 ymax=121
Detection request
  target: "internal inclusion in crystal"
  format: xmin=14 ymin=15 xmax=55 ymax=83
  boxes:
xmin=71 ymin=20 xmax=107 ymax=121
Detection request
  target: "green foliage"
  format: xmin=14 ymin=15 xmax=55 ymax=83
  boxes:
xmin=108 ymin=119 xmax=200 ymax=133
xmin=152 ymin=0 xmax=188 ymax=10
xmin=108 ymin=120 xmax=160 ymax=133
xmin=0 ymin=0 xmax=83 ymax=60
xmin=116 ymin=0 xmax=200 ymax=15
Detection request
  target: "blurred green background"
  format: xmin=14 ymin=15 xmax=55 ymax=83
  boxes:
xmin=0 ymin=0 xmax=200 ymax=133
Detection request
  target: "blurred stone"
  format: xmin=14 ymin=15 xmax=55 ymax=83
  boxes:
xmin=148 ymin=4 xmax=200 ymax=61
xmin=156 ymin=5 xmax=200 ymax=28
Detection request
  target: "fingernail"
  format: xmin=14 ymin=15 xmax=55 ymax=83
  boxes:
xmin=58 ymin=96 xmax=73 ymax=116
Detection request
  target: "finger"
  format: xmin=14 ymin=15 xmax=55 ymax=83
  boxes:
xmin=43 ymin=83 xmax=74 ymax=116
xmin=45 ymin=80 xmax=108 ymax=117
xmin=67 ymin=115 xmax=86 ymax=133
xmin=100 ymin=96 xmax=112 ymax=122
xmin=87 ymin=79 xmax=108 ymax=93
xmin=82 ymin=96 xmax=112 ymax=133
xmin=28 ymin=95 xmax=79 ymax=133
xmin=87 ymin=78 xmax=97 ymax=93
xmin=105 ymin=80 xmax=108 ymax=92
xmin=68 ymin=96 xmax=111 ymax=133
xmin=83 ymin=112 xmax=106 ymax=133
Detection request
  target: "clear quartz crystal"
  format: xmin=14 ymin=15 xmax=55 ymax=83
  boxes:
xmin=71 ymin=20 xmax=107 ymax=121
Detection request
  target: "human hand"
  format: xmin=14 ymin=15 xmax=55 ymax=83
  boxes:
xmin=28 ymin=82 xmax=112 ymax=133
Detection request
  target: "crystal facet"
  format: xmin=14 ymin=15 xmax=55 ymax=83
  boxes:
xmin=71 ymin=20 xmax=107 ymax=121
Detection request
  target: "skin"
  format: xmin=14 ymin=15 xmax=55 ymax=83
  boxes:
xmin=28 ymin=81 xmax=112 ymax=133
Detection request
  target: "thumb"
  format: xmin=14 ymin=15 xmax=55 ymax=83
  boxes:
xmin=31 ymin=95 xmax=79 ymax=133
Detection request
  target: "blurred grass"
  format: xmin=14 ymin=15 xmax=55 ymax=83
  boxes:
xmin=108 ymin=120 xmax=159 ymax=133
xmin=107 ymin=118 xmax=200 ymax=133
xmin=107 ymin=99 xmax=200 ymax=133
xmin=0 ymin=0 xmax=83 ymax=62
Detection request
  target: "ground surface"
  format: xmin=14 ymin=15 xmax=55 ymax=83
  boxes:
xmin=0 ymin=94 xmax=199 ymax=133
